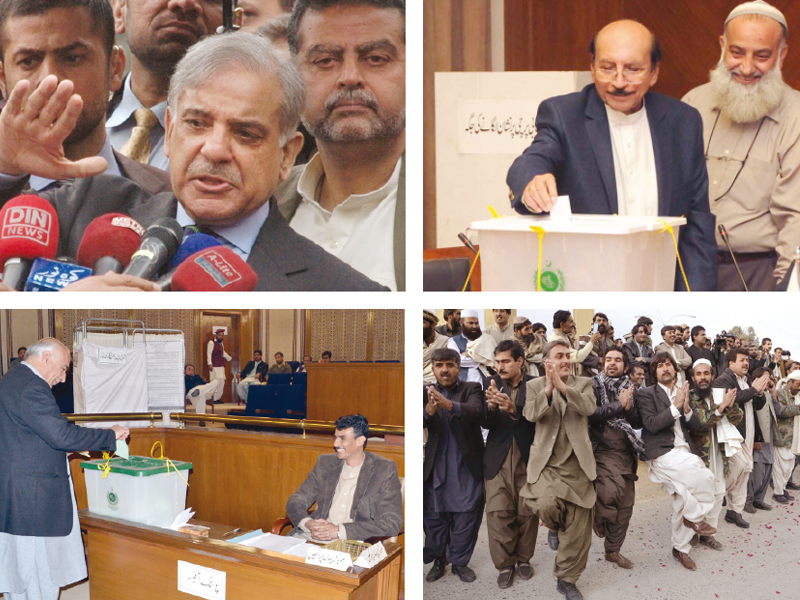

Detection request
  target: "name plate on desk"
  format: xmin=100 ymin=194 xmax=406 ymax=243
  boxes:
xmin=305 ymin=547 xmax=353 ymax=572
xmin=177 ymin=561 xmax=226 ymax=600
xmin=354 ymin=542 xmax=387 ymax=568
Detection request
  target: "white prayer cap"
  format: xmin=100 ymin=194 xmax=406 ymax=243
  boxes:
xmin=692 ymin=358 xmax=713 ymax=369
xmin=726 ymin=1 xmax=787 ymax=32
xmin=787 ymin=370 xmax=800 ymax=381
xmin=461 ymin=309 xmax=480 ymax=319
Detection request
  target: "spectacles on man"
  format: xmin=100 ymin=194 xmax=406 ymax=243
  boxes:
xmin=592 ymin=65 xmax=651 ymax=83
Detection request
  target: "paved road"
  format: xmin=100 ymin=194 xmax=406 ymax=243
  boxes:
xmin=423 ymin=470 xmax=800 ymax=600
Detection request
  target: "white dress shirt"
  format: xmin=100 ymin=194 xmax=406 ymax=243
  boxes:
xmin=659 ymin=382 xmax=693 ymax=453
xmin=106 ymin=74 xmax=169 ymax=171
xmin=606 ymin=101 xmax=659 ymax=217
xmin=175 ymin=201 xmax=270 ymax=262
xmin=289 ymin=155 xmax=400 ymax=290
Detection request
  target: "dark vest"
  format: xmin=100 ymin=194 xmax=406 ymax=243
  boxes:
xmin=451 ymin=334 xmax=469 ymax=381
xmin=211 ymin=341 xmax=225 ymax=367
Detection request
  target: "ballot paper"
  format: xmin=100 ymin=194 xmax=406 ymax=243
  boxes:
xmin=169 ymin=507 xmax=196 ymax=530
xmin=354 ymin=542 xmax=387 ymax=568
xmin=115 ymin=439 xmax=130 ymax=459
xmin=238 ymin=532 xmax=307 ymax=554
xmin=305 ymin=546 xmax=353 ymax=572
xmin=549 ymin=195 xmax=573 ymax=222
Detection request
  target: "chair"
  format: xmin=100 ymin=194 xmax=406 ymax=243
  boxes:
xmin=270 ymin=477 xmax=405 ymax=544
xmin=423 ymin=257 xmax=472 ymax=291
xmin=266 ymin=372 xmax=292 ymax=386
xmin=287 ymin=360 xmax=300 ymax=373
xmin=244 ymin=385 xmax=276 ymax=417
xmin=292 ymin=372 xmax=308 ymax=387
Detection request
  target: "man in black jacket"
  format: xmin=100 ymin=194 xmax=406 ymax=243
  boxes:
xmin=482 ymin=340 xmax=537 ymax=589
xmin=236 ymin=350 xmax=269 ymax=401
xmin=0 ymin=338 xmax=128 ymax=599
xmin=589 ymin=347 xmax=644 ymax=570
xmin=713 ymin=347 xmax=769 ymax=529
xmin=637 ymin=352 xmax=717 ymax=571
xmin=423 ymin=348 xmax=485 ymax=584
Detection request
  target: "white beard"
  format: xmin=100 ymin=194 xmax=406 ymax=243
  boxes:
xmin=709 ymin=59 xmax=787 ymax=123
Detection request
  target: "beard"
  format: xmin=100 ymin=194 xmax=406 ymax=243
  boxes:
xmin=709 ymin=59 xmax=787 ymax=123
xmin=692 ymin=381 xmax=713 ymax=399
xmin=303 ymin=87 xmax=405 ymax=143
xmin=462 ymin=327 xmax=482 ymax=341
xmin=517 ymin=332 xmax=534 ymax=344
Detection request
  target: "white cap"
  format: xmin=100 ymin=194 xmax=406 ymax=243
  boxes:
xmin=461 ymin=309 xmax=480 ymax=319
xmin=787 ymin=370 xmax=800 ymax=381
xmin=692 ymin=358 xmax=713 ymax=369
xmin=726 ymin=1 xmax=787 ymax=32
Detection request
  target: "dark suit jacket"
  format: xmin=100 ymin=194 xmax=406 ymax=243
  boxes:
xmin=239 ymin=360 xmax=268 ymax=381
xmin=482 ymin=374 xmax=536 ymax=481
xmin=507 ymin=85 xmax=717 ymax=291
xmin=636 ymin=384 xmax=701 ymax=461
xmin=423 ymin=381 xmax=485 ymax=482
xmin=114 ymin=150 xmax=172 ymax=195
xmin=276 ymin=155 xmax=405 ymax=291
xmin=0 ymin=364 xmax=115 ymax=537
xmin=713 ymin=369 xmax=766 ymax=442
xmin=0 ymin=175 xmax=387 ymax=291
xmin=286 ymin=451 xmax=403 ymax=541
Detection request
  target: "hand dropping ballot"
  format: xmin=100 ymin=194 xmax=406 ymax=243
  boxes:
xmin=115 ymin=438 xmax=130 ymax=459
xmin=548 ymin=195 xmax=572 ymax=221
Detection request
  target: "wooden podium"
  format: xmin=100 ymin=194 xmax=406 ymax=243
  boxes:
xmin=79 ymin=511 xmax=402 ymax=600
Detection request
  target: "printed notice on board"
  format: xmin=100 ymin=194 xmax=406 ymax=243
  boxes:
xmin=177 ymin=560 xmax=226 ymax=600
xmin=457 ymin=100 xmax=538 ymax=155
xmin=133 ymin=338 xmax=184 ymax=411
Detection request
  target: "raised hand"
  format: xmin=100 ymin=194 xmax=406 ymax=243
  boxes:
xmin=0 ymin=76 xmax=108 ymax=179
xmin=619 ymin=386 xmax=633 ymax=410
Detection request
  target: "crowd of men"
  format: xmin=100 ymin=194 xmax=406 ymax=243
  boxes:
xmin=423 ymin=309 xmax=800 ymax=600
xmin=507 ymin=0 xmax=800 ymax=291
xmin=0 ymin=0 xmax=404 ymax=291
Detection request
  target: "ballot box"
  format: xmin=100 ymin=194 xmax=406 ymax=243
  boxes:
xmin=82 ymin=456 xmax=192 ymax=527
xmin=469 ymin=214 xmax=687 ymax=291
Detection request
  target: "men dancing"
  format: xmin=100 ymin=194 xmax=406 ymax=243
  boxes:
xmin=483 ymin=340 xmax=537 ymax=589
xmin=589 ymin=347 xmax=644 ymax=569
xmin=521 ymin=340 xmax=596 ymax=600
xmin=638 ymin=352 xmax=717 ymax=571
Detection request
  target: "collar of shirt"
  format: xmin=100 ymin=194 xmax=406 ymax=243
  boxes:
xmin=21 ymin=361 xmax=45 ymax=382
xmin=736 ymin=373 xmax=749 ymax=386
xmin=175 ymin=200 xmax=270 ymax=261
xmin=658 ymin=382 xmax=677 ymax=400
xmin=28 ymin=135 xmax=122 ymax=192
xmin=296 ymin=153 xmax=400 ymax=216
xmin=605 ymin=97 xmax=647 ymax=125
xmin=106 ymin=73 xmax=168 ymax=130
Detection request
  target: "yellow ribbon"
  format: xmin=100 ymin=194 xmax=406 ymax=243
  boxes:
xmin=150 ymin=441 xmax=189 ymax=487
xmin=487 ymin=204 xmax=500 ymax=219
xmin=529 ymin=226 xmax=545 ymax=291
xmin=660 ymin=220 xmax=691 ymax=292
xmin=461 ymin=250 xmax=481 ymax=292
xmin=100 ymin=451 xmax=112 ymax=479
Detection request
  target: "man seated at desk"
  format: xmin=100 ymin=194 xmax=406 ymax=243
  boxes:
xmin=286 ymin=414 xmax=403 ymax=542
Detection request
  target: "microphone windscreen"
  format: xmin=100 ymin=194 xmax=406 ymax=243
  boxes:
xmin=171 ymin=246 xmax=257 ymax=291
xmin=76 ymin=213 xmax=144 ymax=269
xmin=169 ymin=233 xmax=221 ymax=269
xmin=0 ymin=195 xmax=59 ymax=267
xmin=25 ymin=258 xmax=93 ymax=291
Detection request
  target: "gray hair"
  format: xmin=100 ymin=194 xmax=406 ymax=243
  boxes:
xmin=25 ymin=338 xmax=66 ymax=359
xmin=167 ymin=32 xmax=305 ymax=146
xmin=543 ymin=339 xmax=570 ymax=358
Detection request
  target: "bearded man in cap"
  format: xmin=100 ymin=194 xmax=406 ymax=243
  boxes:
xmin=770 ymin=369 xmax=800 ymax=503
xmin=447 ymin=310 xmax=496 ymax=386
xmin=683 ymin=0 xmax=800 ymax=291
xmin=424 ymin=310 xmax=449 ymax=385
xmin=207 ymin=329 xmax=232 ymax=404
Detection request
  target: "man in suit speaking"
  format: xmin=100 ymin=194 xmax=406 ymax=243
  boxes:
xmin=507 ymin=20 xmax=718 ymax=291
xmin=0 ymin=338 xmax=129 ymax=599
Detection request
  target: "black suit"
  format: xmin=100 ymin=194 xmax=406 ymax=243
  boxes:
xmin=0 ymin=364 xmax=115 ymax=537
xmin=239 ymin=360 xmax=268 ymax=381
xmin=482 ymin=374 xmax=536 ymax=480
xmin=1 ymin=175 xmax=387 ymax=291
xmin=636 ymin=384 xmax=701 ymax=461
xmin=713 ymin=370 xmax=766 ymax=442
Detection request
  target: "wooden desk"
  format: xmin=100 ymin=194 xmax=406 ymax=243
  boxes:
xmin=79 ymin=511 xmax=402 ymax=600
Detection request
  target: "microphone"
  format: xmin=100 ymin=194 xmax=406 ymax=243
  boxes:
xmin=76 ymin=213 xmax=145 ymax=275
xmin=718 ymin=224 xmax=749 ymax=292
xmin=0 ymin=195 xmax=60 ymax=290
xmin=25 ymin=258 xmax=93 ymax=291
xmin=171 ymin=246 xmax=258 ymax=291
xmin=458 ymin=232 xmax=478 ymax=255
xmin=155 ymin=233 xmax=222 ymax=291
xmin=122 ymin=217 xmax=183 ymax=280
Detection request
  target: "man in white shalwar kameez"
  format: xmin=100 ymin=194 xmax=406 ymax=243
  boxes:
xmin=447 ymin=310 xmax=496 ymax=386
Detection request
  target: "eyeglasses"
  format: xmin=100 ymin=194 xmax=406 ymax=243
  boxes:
xmin=592 ymin=66 xmax=651 ymax=83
